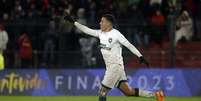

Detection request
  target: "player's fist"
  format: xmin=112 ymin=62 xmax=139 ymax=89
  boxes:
xmin=64 ymin=10 xmax=75 ymax=23
xmin=64 ymin=15 xmax=75 ymax=23
xmin=139 ymin=56 xmax=149 ymax=67
xmin=63 ymin=9 xmax=75 ymax=23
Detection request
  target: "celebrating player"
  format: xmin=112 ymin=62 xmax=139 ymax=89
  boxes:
xmin=64 ymin=13 xmax=165 ymax=101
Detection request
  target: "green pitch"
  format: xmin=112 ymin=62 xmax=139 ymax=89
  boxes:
xmin=0 ymin=96 xmax=201 ymax=101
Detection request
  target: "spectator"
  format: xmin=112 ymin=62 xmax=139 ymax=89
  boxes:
xmin=182 ymin=0 xmax=197 ymax=40
xmin=75 ymin=7 xmax=98 ymax=66
xmin=0 ymin=0 xmax=13 ymax=17
xmin=151 ymin=9 xmax=165 ymax=26
xmin=75 ymin=8 xmax=87 ymax=34
xmin=79 ymin=37 xmax=97 ymax=67
xmin=175 ymin=10 xmax=193 ymax=45
xmin=57 ymin=9 xmax=74 ymax=66
xmin=88 ymin=0 xmax=97 ymax=26
xmin=11 ymin=0 xmax=24 ymax=20
xmin=10 ymin=0 xmax=24 ymax=39
xmin=149 ymin=9 xmax=165 ymax=43
xmin=58 ymin=9 xmax=74 ymax=51
xmin=116 ymin=0 xmax=127 ymax=18
xmin=161 ymin=0 xmax=180 ymax=17
xmin=17 ymin=32 xmax=33 ymax=68
xmin=150 ymin=0 xmax=162 ymax=6
xmin=2 ymin=13 xmax=10 ymax=24
xmin=0 ymin=23 xmax=9 ymax=69
xmin=75 ymin=8 xmax=87 ymax=50
xmin=42 ymin=20 xmax=58 ymax=66
xmin=24 ymin=4 xmax=37 ymax=36
xmin=138 ymin=0 xmax=151 ymax=18
xmin=128 ymin=4 xmax=149 ymax=47
xmin=150 ymin=0 xmax=162 ymax=15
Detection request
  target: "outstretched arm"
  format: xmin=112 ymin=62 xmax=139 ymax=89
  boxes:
xmin=121 ymin=40 xmax=142 ymax=57
xmin=74 ymin=22 xmax=99 ymax=37
xmin=118 ymin=32 xmax=149 ymax=66
xmin=64 ymin=15 xmax=99 ymax=37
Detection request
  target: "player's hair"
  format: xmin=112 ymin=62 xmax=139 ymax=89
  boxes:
xmin=102 ymin=14 xmax=115 ymax=25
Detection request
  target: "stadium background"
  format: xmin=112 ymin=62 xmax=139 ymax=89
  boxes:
xmin=0 ymin=0 xmax=201 ymax=100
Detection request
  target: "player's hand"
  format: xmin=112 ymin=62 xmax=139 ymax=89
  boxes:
xmin=64 ymin=14 xmax=75 ymax=23
xmin=139 ymin=56 xmax=149 ymax=67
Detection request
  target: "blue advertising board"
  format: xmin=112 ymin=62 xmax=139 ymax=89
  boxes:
xmin=0 ymin=68 xmax=201 ymax=96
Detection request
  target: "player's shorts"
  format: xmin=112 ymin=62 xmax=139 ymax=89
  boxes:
xmin=101 ymin=63 xmax=127 ymax=89
xmin=0 ymin=53 xmax=5 ymax=70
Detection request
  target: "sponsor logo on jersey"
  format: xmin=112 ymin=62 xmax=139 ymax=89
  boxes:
xmin=99 ymin=43 xmax=111 ymax=50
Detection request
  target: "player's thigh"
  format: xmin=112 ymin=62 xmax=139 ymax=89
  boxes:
xmin=102 ymin=64 xmax=122 ymax=88
xmin=102 ymin=70 xmax=120 ymax=88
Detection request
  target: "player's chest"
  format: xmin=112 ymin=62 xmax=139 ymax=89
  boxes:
xmin=99 ymin=33 xmax=117 ymax=45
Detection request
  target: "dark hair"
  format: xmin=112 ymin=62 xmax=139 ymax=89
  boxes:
xmin=102 ymin=14 xmax=115 ymax=24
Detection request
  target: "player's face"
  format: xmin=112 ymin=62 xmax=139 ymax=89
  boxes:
xmin=100 ymin=17 xmax=112 ymax=32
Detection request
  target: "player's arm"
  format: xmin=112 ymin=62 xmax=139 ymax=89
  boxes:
xmin=64 ymin=15 xmax=99 ymax=37
xmin=117 ymin=32 xmax=149 ymax=66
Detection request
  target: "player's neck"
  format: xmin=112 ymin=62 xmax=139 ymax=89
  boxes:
xmin=103 ymin=27 xmax=113 ymax=32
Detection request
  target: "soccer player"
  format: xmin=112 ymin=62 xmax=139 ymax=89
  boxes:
xmin=64 ymin=14 xmax=165 ymax=101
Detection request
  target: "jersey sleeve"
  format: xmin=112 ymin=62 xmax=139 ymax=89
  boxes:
xmin=74 ymin=22 xmax=99 ymax=37
xmin=117 ymin=31 xmax=142 ymax=57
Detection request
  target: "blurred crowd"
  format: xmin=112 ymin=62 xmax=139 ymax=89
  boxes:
xmin=0 ymin=0 xmax=201 ymax=68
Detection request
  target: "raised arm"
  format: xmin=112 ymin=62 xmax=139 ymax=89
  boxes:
xmin=64 ymin=15 xmax=99 ymax=37
xmin=74 ymin=22 xmax=99 ymax=37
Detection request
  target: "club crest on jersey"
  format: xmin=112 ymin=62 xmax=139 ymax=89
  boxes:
xmin=108 ymin=38 xmax=112 ymax=43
